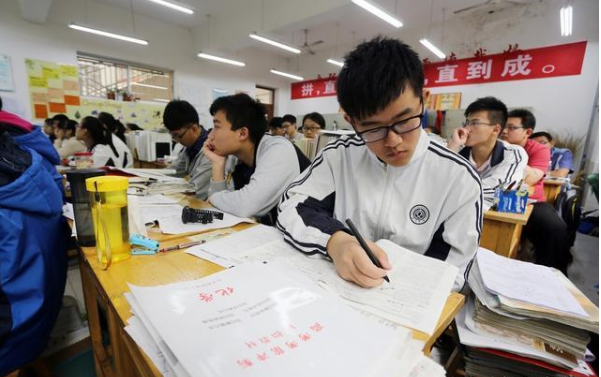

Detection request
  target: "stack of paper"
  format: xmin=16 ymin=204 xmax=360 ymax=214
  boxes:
xmin=458 ymin=248 xmax=599 ymax=376
xmin=124 ymin=262 xmax=444 ymax=377
xmin=185 ymin=226 xmax=458 ymax=336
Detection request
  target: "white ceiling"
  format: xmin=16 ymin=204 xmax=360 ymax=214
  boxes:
xmin=90 ymin=0 xmax=540 ymax=57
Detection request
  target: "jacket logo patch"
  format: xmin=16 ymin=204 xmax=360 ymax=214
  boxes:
xmin=410 ymin=205 xmax=430 ymax=225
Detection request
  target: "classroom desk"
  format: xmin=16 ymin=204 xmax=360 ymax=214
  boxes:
xmin=480 ymin=206 xmax=533 ymax=258
xmin=133 ymin=159 xmax=168 ymax=169
xmin=543 ymin=179 xmax=565 ymax=204
xmin=78 ymin=196 xmax=464 ymax=376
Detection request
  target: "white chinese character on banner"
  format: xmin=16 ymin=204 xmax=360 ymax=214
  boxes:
xmin=435 ymin=65 xmax=459 ymax=83
xmin=466 ymin=59 xmax=493 ymax=80
xmin=323 ymin=80 xmax=336 ymax=94
xmin=301 ymin=83 xmax=314 ymax=97
xmin=501 ymin=54 xmax=532 ymax=77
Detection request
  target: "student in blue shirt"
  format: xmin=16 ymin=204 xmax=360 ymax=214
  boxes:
xmin=530 ymin=132 xmax=574 ymax=178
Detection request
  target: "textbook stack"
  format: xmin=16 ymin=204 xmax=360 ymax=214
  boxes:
xmin=124 ymin=262 xmax=446 ymax=377
xmin=458 ymin=248 xmax=599 ymax=377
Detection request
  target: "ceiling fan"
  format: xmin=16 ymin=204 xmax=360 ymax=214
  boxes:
xmin=454 ymin=0 xmax=525 ymax=15
xmin=299 ymin=29 xmax=324 ymax=55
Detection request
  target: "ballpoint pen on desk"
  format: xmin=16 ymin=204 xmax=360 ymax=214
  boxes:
xmin=159 ymin=240 xmax=205 ymax=253
xmin=345 ymin=219 xmax=390 ymax=283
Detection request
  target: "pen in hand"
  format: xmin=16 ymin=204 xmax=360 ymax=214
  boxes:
xmin=345 ymin=219 xmax=390 ymax=283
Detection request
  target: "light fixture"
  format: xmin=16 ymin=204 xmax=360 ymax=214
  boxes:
xmin=351 ymin=0 xmax=403 ymax=28
xmin=145 ymin=0 xmax=194 ymax=14
xmin=249 ymin=33 xmax=301 ymax=54
xmin=197 ymin=52 xmax=246 ymax=67
xmin=327 ymin=59 xmax=344 ymax=67
xmin=132 ymin=83 xmax=168 ymax=90
xmin=154 ymin=98 xmax=170 ymax=102
xmin=68 ymin=23 xmax=148 ymax=45
xmin=270 ymin=69 xmax=304 ymax=81
xmin=419 ymin=39 xmax=446 ymax=59
xmin=560 ymin=5 xmax=573 ymax=36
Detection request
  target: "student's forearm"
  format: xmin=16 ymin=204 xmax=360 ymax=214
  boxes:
xmin=446 ymin=139 xmax=462 ymax=153
xmin=211 ymin=161 xmax=226 ymax=182
xmin=549 ymin=168 xmax=570 ymax=178
xmin=524 ymin=166 xmax=545 ymax=185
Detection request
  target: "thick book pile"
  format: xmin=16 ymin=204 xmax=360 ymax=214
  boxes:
xmin=458 ymin=248 xmax=599 ymax=377
xmin=124 ymin=261 xmax=445 ymax=377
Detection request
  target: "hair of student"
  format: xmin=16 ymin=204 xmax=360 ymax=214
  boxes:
xmin=163 ymin=100 xmax=199 ymax=131
xmin=0 ymin=96 xmax=2 ymax=111
xmin=282 ymin=114 xmax=297 ymax=125
xmin=209 ymin=93 xmax=267 ymax=145
xmin=302 ymin=112 xmax=326 ymax=129
xmin=464 ymin=96 xmax=508 ymax=130
xmin=126 ymin=123 xmax=143 ymax=131
xmin=98 ymin=112 xmax=126 ymax=142
xmin=508 ymin=108 xmax=536 ymax=130
xmin=44 ymin=118 xmax=53 ymax=126
xmin=530 ymin=131 xmax=553 ymax=142
xmin=337 ymin=36 xmax=424 ymax=120
xmin=56 ymin=119 xmax=78 ymax=136
xmin=269 ymin=117 xmax=284 ymax=129
xmin=81 ymin=116 xmax=118 ymax=156
xmin=52 ymin=114 xmax=70 ymax=128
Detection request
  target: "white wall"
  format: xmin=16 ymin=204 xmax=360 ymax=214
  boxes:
xmin=282 ymin=0 xmax=599 ymax=146
xmin=0 ymin=0 xmax=292 ymax=125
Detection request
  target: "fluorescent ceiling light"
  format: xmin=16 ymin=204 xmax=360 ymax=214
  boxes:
xmin=419 ymin=38 xmax=446 ymax=59
xmin=249 ymin=33 xmax=301 ymax=54
xmin=560 ymin=5 xmax=572 ymax=37
xmin=197 ymin=52 xmax=246 ymax=67
xmin=68 ymin=23 xmax=148 ymax=45
xmin=154 ymin=98 xmax=170 ymax=102
xmin=132 ymin=83 xmax=168 ymax=90
xmin=351 ymin=0 xmax=403 ymax=28
xmin=270 ymin=69 xmax=304 ymax=81
xmin=146 ymin=0 xmax=194 ymax=14
xmin=327 ymin=59 xmax=344 ymax=67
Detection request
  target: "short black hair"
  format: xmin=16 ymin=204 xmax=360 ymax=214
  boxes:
xmin=56 ymin=119 xmax=78 ymax=135
xmin=465 ymin=97 xmax=508 ymax=130
xmin=530 ymin=131 xmax=553 ymax=142
xmin=52 ymin=114 xmax=70 ymax=128
xmin=209 ymin=93 xmax=267 ymax=145
xmin=269 ymin=117 xmax=284 ymax=129
xmin=337 ymin=36 xmax=424 ymax=120
xmin=508 ymin=109 xmax=536 ymax=130
xmin=163 ymin=100 xmax=199 ymax=131
xmin=127 ymin=123 xmax=143 ymax=131
xmin=0 ymin=96 xmax=2 ymax=111
xmin=302 ymin=112 xmax=326 ymax=129
xmin=282 ymin=114 xmax=297 ymax=125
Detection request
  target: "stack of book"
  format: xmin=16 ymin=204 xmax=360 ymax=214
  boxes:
xmin=124 ymin=261 xmax=445 ymax=377
xmin=458 ymin=248 xmax=599 ymax=377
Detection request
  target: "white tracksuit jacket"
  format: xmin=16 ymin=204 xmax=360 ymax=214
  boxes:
xmin=277 ymin=130 xmax=483 ymax=291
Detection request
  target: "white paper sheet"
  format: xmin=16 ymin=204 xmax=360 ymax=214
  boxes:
xmin=476 ymin=248 xmax=587 ymax=317
xmin=128 ymin=262 xmax=402 ymax=377
xmin=62 ymin=202 xmax=74 ymax=220
xmin=158 ymin=212 xmax=254 ymax=235
xmin=141 ymin=205 xmax=184 ymax=224
xmin=136 ymin=194 xmax=180 ymax=205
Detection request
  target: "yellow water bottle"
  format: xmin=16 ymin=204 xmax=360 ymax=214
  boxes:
xmin=86 ymin=176 xmax=131 ymax=269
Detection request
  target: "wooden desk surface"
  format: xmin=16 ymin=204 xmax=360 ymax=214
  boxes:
xmin=483 ymin=205 xmax=532 ymax=225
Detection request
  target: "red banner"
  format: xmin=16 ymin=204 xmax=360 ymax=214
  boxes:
xmin=424 ymin=41 xmax=587 ymax=88
xmin=291 ymin=75 xmax=338 ymax=100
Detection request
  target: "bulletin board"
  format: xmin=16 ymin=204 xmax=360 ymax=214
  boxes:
xmin=25 ymin=58 xmax=81 ymax=119
xmin=0 ymin=54 xmax=14 ymax=91
xmin=66 ymin=98 xmax=166 ymax=130
xmin=425 ymin=92 xmax=462 ymax=111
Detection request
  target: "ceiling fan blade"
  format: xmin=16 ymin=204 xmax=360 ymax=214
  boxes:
xmin=453 ymin=3 xmax=485 ymax=14
xmin=309 ymin=40 xmax=324 ymax=47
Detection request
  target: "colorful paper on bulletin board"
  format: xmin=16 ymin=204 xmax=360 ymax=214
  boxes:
xmin=26 ymin=58 xmax=80 ymax=119
xmin=66 ymin=98 xmax=166 ymax=130
xmin=0 ymin=55 xmax=15 ymax=91
xmin=34 ymin=104 xmax=48 ymax=119
xmin=426 ymin=93 xmax=462 ymax=111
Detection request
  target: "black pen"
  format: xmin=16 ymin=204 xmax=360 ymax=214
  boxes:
xmin=345 ymin=219 xmax=390 ymax=283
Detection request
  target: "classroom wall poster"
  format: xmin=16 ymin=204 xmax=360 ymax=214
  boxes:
xmin=26 ymin=58 xmax=80 ymax=119
xmin=425 ymin=93 xmax=462 ymax=110
xmin=0 ymin=55 xmax=14 ymax=91
xmin=423 ymin=41 xmax=587 ymax=88
xmin=291 ymin=74 xmax=338 ymax=100
xmin=66 ymin=98 xmax=166 ymax=130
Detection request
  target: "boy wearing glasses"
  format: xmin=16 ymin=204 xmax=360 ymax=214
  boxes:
xmin=277 ymin=37 xmax=482 ymax=291
xmin=447 ymin=97 xmax=528 ymax=210
xmin=163 ymin=100 xmax=212 ymax=200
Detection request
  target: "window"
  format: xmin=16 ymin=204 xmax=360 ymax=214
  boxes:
xmin=77 ymin=54 xmax=173 ymax=103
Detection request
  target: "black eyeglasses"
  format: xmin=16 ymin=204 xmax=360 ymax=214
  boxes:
xmin=462 ymin=119 xmax=495 ymax=128
xmin=170 ymin=124 xmax=193 ymax=140
xmin=354 ymin=103 xmax=424 ymax=143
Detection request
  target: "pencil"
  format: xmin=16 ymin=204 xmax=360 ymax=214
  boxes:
xmin=345 ymin=219 xmax=390 ymax=283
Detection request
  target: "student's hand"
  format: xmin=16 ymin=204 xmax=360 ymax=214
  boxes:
xmin=447 ymin=127 xmax=469 ymax=152
xmin=202 ymin=141 xmax=226 ymax=165
xmin=326 ymin=231 xmax=392 ymax=288
xmin=55 ymin=128 xmax=66 ymax=140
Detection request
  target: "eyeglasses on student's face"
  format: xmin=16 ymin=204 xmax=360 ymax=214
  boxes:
xmin=302 ymin=125 xmax=321 ymax=132
xmin=462 ymin=119 xmax=495 ymax=128
xmin=170 ymin=124 xmax=193 ymax=140
xmin=354 ymin=102 xmax=425 ymax=143
xmin=504 ymin=125 xmax=525 ymax=132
